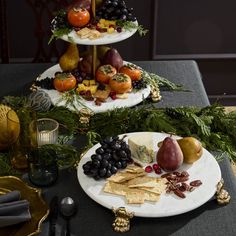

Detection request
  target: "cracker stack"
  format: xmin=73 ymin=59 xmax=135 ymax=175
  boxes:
xmin=103 ymin=165 xmax=167 ymax=204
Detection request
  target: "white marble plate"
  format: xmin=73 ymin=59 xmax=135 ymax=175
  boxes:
xmin=38 ymin=64 xmax=150 ymax=113
xmin=57 ymin=21 xmax=138 ymax=45
xmin=77 ymin=132 xmax=222 ymax=217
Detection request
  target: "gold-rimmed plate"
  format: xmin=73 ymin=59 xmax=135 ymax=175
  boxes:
xmin=0 ymin=176 xmax=49 ymax=236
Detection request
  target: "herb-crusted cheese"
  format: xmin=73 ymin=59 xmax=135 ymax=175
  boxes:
xmin=128 ymin=134 xmax=154 ymax=163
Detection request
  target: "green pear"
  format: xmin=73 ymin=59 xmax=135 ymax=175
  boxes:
xmin=59 ymin=43 xmax=80 ymax=72
xmin=177 ymin=137 xmax=203 ymax=164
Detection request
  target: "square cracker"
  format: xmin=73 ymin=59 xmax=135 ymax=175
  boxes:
xmin=103 ymin=181 xmax=129 ymax=196
xmin=126 ymin=189 xmax=145 ymax=204
xmin=144 ymin=191 xmax=160 ymax=202
xmin=107 ymin=171 xmax=145 ymax=183
xmin=127 ymin=176 xmax=156 ymax=187
xmin=140 ymin=181 xmax=167 ymax=195
xmin=125 ymin=165 xmax=144 ymax=174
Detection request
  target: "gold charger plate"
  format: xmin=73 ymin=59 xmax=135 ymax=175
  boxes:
xmin=0 ymin=176 xmax=49 ymax=236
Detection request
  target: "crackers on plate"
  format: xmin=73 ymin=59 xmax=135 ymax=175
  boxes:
xmin=103 ymin=165 xmax=167 ymax=204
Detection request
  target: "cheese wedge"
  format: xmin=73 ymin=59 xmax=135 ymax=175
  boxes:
xmin=128 ymin=133 xmax=154 ymax=163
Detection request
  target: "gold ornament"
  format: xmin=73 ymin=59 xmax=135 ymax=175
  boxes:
xmin=150 ymin=84 xmax=162 ymax=102
xmin=216 ymin=178 xmax=231 ymax=205
xmin=0 ymin=105 xmax=20 ymax=150
xmin=112 ymin=207 xmax=134 ymax=233
xmin=79 ymin=108 xmax=94 ymax=124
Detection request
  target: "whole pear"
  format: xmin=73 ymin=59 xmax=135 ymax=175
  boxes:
xmin=156 ymin=137 xmax=184 ymax=172
xmin=79 ymin=54 xmax=100 ymax=74
xmin=177 ymin=137 xmax=203 ymax=164
xmin=102 ymin=48 xmax=123 ymax=70
xmin=59 ymin=43 xmax=80 ymax=72
xmin=97 ymin=46 xmax=111 ymax=60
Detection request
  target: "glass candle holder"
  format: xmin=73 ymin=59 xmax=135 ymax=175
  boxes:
xmin=36 ymin=118 xmax=59 ymax=146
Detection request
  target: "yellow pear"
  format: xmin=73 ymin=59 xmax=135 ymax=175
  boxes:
xmin=177 ymin=137 xmax=203 ymax=164
xmin=59 ymin=43 xmax=80 ymax=72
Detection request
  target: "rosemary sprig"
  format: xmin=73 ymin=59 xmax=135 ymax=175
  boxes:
xmin=147 ymin=73 xmax=188 ymax=91
xmin=49 ymin=28 xmax=74 ymax=44
xmin=56 ymin=90 xmax=87 ymax=113
xmin=116 ymin=20 xmax=148 ymax=36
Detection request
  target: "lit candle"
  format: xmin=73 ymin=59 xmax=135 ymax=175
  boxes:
xmin=36 ymin=118 xmax=59 ymax=146
xmin=38 ymin=130 xmax=51 ymax=146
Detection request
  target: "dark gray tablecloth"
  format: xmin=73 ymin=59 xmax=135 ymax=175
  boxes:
xmin=36 ymin=156 xmax=236 ymax=236
xmin=1 ymin=61 xmax=236 ymax=236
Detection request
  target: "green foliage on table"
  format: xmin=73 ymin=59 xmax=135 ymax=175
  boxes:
xmin=87 ymin=105 xmax=236 ymax=160
xmin=0 ymin=153 xmax=21 ymax=176
xmin=1 ymin=95 xmax=236 ymax=176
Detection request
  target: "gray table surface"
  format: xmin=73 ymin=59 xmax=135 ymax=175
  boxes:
xmin=1 ymin=61 xmax=236 ymax=236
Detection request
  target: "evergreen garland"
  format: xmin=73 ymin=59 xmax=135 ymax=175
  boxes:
xmin=1 ymin=95 xmax=236 ymax=176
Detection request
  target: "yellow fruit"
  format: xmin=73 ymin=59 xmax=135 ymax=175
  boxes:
xmin=0 ymin=105 xmax=20 ymax=150
xmin=177 ymin=137 xmax=203 ymax=164
xmin=82 ymin=80 xmax=90 ymax=86
xmin=59 ymin=43 xmax=80 ymax=72
xmin=107 ymin=27 xmax=115 ymax=34
xmin=76 ymin=84 xmax=87 ymax=93
xmin=76 ymin=84 xmax=98 ymax=94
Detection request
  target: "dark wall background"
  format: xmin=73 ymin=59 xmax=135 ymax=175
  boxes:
xmin=1 ymin=0 xmax=236 ymax=105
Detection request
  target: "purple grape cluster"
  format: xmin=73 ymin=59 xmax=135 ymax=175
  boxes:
xmin=96 ymin=0 xmax=137 ymax=21
xmin=132 ymin=78 xmax=147 ymax=90
xmin=82 ymin=136 xmax=133 ymax=180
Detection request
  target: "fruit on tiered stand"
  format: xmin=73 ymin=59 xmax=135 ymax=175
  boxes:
xmin=36 ymin=0 xmax=153 ymax=110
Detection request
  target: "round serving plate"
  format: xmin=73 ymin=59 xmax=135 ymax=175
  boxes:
xmin=0 ymin=176 xmax=49 ymax=236
xmin=77 ymin=132 xmax=222 ymax=218
xmin=57 ymin=21 xmax=138 ymax=45
xmin=38 ymin=63 xmax=150 ymax=113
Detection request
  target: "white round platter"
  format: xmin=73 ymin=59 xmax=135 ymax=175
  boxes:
xmin=77 ymin=132 xmax=222 ymax=218
xmin=38 ymin=63 xmax=150 ymax=113
xmin=58 ymin=21 xmax=138 ymax=45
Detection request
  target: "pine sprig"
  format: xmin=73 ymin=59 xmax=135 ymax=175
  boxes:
xmin=39 ymin=144 xmax=82 ymax=168
xmin=38 ymin=106 xmax=81 ymax=135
